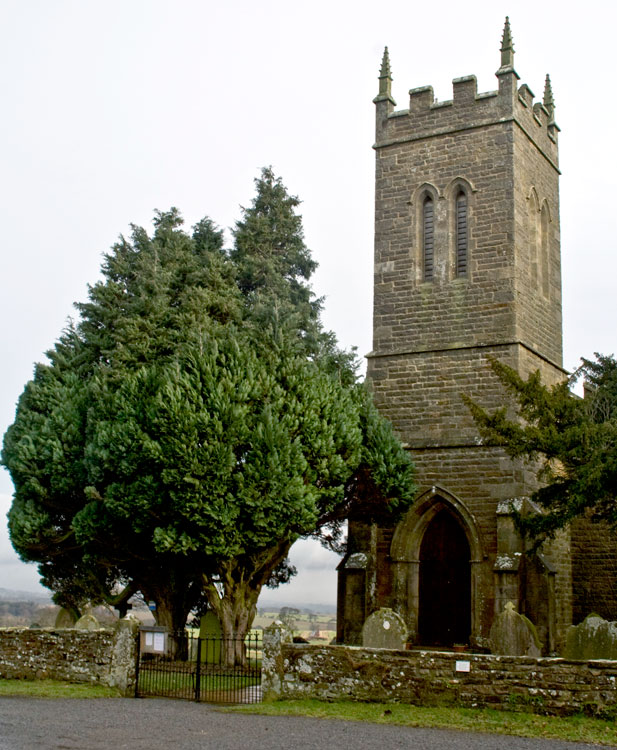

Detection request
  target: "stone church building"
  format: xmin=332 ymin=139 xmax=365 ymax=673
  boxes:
xmin=337 ymin=20 xmax=617 ymax=653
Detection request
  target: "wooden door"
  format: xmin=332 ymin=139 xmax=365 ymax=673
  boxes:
xmin=418 ymin=509 xmax=471 ymax=645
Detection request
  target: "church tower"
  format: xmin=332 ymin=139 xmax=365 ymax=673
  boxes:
xmin=338 ymin=20 xmax=570 ymax=651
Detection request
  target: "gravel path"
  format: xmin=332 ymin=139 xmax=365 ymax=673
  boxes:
xmin=0 ymin=697 xmax=607 ymax=750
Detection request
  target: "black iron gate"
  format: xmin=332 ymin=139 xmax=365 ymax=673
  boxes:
xmin=135 ymin=631 xmax=262 ymax=704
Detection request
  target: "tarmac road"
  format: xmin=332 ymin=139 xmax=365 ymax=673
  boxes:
xmin=0 ymin=697 xmax=609 ymax=750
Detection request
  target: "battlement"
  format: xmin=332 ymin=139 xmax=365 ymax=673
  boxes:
xmin=406 ymin=76 xmax=498 ymax=114
xmin=375 ymin=19 xmax=559 ymax=167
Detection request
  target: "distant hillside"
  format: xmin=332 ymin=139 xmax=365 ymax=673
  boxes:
xmin=0 ymin=600 xmax=57 ymax=627
xmin=0 ymin=588 xmax=336 ymax=621
xmin=258 ymin=600 xmax=336 ymax=615
xmin=0 ymin=587 xmax=51 ymax=603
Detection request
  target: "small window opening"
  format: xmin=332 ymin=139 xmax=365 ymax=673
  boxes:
xmin=541 ymin=205 xmax=549 ymax=297
xmin=455 ymin=191 xmax=468 ymax=277
xmin=423 ymin=196 xmax=434 ymax=281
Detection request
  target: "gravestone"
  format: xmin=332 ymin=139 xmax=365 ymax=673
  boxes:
xmin=55 ymin=607 xmax=77 ymax=629
xmin=563 ymin=614 xmax=617 ymax=660
xmin=74 ymin=613 xmax=99 ymax=630
xmin=361 ymin=608 xmax=407 ymax=650
xmin=489 ymin=601 xmax=541 ymax=656
xmin=199 ymin=611 xmax=223 ymax=663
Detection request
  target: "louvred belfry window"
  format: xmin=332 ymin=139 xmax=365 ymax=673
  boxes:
xmin=541 ymin=204 xmax=549 ymax=297
xmin=456 ymin=191 xmax=468 ymax=276
xmin=423 ymin=196 xmax=434 ymax=281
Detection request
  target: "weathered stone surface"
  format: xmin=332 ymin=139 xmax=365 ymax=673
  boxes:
xmin=74 ymin=613 xmax=99 ymax=631
xmin=0 ymin=626 xmax=137 ymax=693
xmin=338 ymin=24 xmax=583 ymax=655
xmin=268 ymin=640 xmax=617 ymax=717
xmin=261 ymin=621 xmax=293 ymax=701
xmin=489 ymin=602 xmax=541 ymax=656
xmin=109 ymin=616 xmax=139 ymax=695
xmin=571 ymin=517 xmax=617 ymax=623
xmin=199 ymin=611 xmax=222 ymax=638
xmin=54 ymin=607 xmax=77 ymax=628
xmin=198 ymin=611 xmax=223 ymax=663
xmin=361 ymin=608 xmax=407 ymax=650
xmin=564 ymin=614 xmax=617 ymax=661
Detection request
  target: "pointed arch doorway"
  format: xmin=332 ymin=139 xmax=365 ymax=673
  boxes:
xmin=390 ymin=487 xmax=482 ymax=647
xmin=418 ymin=508 xmax=471 ymax=645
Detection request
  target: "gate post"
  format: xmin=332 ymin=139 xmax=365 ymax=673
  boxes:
xmin=134 ymin=626 xmax=141 ymax=698
xmin=109 ymin=615 xmax=140 ymax=696
xmin=195 ymin=637 xmax=202 ymax=702
xmin=262 ymin=622 xmax=292 ymax=700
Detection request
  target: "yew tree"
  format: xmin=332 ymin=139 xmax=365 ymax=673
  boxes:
xmin=464 ymin=354 xmax=617 ymax=541
xmin=2 ymin=211 xmax=230 ymax=631
xmin=3 ymin=169 xmax=415 ymax=653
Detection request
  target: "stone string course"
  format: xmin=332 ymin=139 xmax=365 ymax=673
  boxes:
xmin=263 ymin=628 xmax=617 ymax=717
xmin=0 ymin=622 xmax=139 ymax=695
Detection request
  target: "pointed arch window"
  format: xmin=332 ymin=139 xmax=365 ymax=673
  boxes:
xmin=541 ymin=204 xmax=550 ymax=297
xmin=455 ymin=190 xmax=468 ymax=277
xmin=528 ymin=193 xmax=538 ymax=287
xmin=423 ymin=196 xmax=434 ymax=281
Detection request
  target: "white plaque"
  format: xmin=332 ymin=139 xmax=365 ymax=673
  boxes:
xmin=455 ymin=660 xmax=471 ymax=673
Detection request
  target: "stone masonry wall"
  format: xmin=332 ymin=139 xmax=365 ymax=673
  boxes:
xmin=513 ymin=126 xmax=562 ymax=365
xmin=263 ymin=634 xmax=617 ymax=717
xmin=572 ymin=517 xmax=617 ymax=624
xmin=372 ymin=122 xmax=518 ymax=354
xmin=372 ymin=69 xmax=561 ymax=365
xmin=0 ymin=621 xmax=139 ymax=695
xmin=367 ymin=342 xmax=572 ymax=645
xmin=355 ymin=46 xmax=571 ymax=654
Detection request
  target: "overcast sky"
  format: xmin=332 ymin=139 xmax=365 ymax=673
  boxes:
xmin=1 ymin=0 xmax=615 ymax=605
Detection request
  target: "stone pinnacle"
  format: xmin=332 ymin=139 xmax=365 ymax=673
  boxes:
xmin=543 ymin=74 xmax=555 ymax=113
xmin=500 ymin=16 xmax=515 ymax=69
xmin=380 ymin=46 xmax=392 ymax=80
xmin=374 ymin=46 xmax=395 ymax=105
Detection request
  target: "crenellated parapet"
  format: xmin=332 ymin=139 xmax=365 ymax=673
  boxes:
xmin=375 ymin=17 xmax=559 ymax=170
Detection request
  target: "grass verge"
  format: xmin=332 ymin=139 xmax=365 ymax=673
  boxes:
xmin=0 ymin=679 xmax=121 ymax=699
xmin=1 ymin=680 xmax=615 ymax=745
xmin=227 ymin=699 xmax=617 ymax=746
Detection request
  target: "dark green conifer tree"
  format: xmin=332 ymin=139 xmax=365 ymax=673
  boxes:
xmin=3 ymin=212 xmax=230 ymax=631
xmin=3 ymin=171 xmax=415 ymax=655
xmin=464 ymin=354 xmax=617 ymax=540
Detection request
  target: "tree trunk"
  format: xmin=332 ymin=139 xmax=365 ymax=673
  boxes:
xmin=215 ymin=586 xmax=258 ymax=666
xmin=203 ymin=539 xmax=293 ymax=666
xmin=104 ymin=581 xmax=137 ymax=619
xmin=140 ymin=566 xmax=201 ymax=660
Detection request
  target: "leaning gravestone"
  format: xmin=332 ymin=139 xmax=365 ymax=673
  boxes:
xmin=199 ymin=611 xmax=223 ymax=663
xmin=74 ymin=613 xmax=99 ymax=631
xmin=489 ymin=601 xmax=541 ymax=656
xmin=55 ymin=607 xmax=77 ymax=629
xmin=361 ymin=608 xmax=408 ymax=650
xmin=563 ymin=614 xmax=617 ymax=660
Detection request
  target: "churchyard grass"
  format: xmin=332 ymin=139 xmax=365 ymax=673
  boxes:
xmin=227 ymin=699 xmax=617 ymax=746
xmin=0 ymin=679 xmax=120 ymax=698
xmin=0 ymin=678 xmax=615 ymax=744
xmin=2 ymin=678 xmax=616 ymax=744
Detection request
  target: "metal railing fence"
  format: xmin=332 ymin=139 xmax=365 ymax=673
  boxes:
xmin=136 ymin=630 xmax=262 ymax=704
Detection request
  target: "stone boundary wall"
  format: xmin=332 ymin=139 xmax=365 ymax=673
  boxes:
xmin=262 ymin=625 xmax=617 ymax=716
xmin=0 ymin=619 xmax=139 ymax=695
